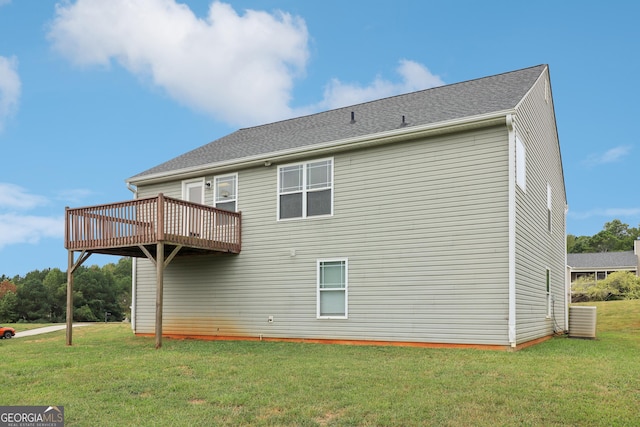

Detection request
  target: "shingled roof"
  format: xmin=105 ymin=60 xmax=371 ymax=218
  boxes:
xmin=567 ymin=252 xmax=638 ymax=269
xmin=130 ymin=64 xmax=547 ymax=180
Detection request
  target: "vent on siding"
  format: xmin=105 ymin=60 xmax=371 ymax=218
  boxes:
xmin=568 ymin=306 xmax=597 ymax=339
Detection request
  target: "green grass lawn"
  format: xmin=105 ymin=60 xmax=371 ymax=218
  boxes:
xmin=1 ymin=301 xmax=639 ymax=426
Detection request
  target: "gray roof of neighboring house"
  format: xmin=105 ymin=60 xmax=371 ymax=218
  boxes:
xmin=130 ymin=64 xmax=547 ymax=180
xmin=567 ymin=252 xmax=638 ymax=269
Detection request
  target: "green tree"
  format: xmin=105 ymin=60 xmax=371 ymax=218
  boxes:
xmin=74 ymin=265 xmax=123 ymax=322
xmin=0 ymin=291 xmax=18 ymax=322
xmin=43 ymin=268 xmax=67 ymax=322
xmin=567 ymin=219 xmax=640 ymax=253
xmin=16 ymin=277 xmax=50 ymax=321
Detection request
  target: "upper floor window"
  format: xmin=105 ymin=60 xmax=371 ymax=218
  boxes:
xmin=214 ymin=173 xmax=237 ymax=212
xmin=278 ymin=158 xmax=333 ymax=220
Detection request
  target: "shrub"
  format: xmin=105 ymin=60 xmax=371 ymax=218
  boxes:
xmin=572 ymin=271 xmax=640 ymax=301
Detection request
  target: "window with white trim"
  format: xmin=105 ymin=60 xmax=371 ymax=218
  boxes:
xmin=516 ymin=136 xmax=526 ymax=191
xmin=317 ymin=259 xmax=348 ymax=318
xmin=278 ymin=158 xmax=333 ymax=220
xmin=214 ymin=173 xmax=237 ymax=212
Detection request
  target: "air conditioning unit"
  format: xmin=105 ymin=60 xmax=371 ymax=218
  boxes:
xmin=569 ymin=306 xmax=597 ymax=339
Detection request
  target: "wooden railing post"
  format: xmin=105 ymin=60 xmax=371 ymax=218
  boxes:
xmin=66 ymin=250 xmax=74 ymax=346
xmin=157 ymin=193 xmax=165 ymax=242
xmin=64 ymin=207 xmax=70 ymax=249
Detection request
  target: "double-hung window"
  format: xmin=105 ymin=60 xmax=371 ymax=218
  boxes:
xmin=317 ymin=259 xmax=348 ymax=318
xmin=214 ymin=174 xmax=237 ymax=212
xmin=278 ymin=158 xmax=333 ymax=220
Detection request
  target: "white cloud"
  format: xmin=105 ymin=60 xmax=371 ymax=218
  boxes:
xmin=0 ymin=183 xmax=48 ymax=210
xmin=584 ymin=145 xmax=631 ymax=166
xmin=0 ymin=214 xmax=64 ymax=249
xmin=47 ymin=1 xmax=444 ymax=127
xmin=0 ymin=183 xmax=64 ymax=249
xmin=0 ymin=55 xmax=21 ymax=132
xmin=48 ymin=0 xmax=309 ymax=127
xmin=316 ymin=60 xmax=444 ymax=111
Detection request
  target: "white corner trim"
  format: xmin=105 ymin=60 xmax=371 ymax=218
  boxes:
xmin=507 ymin=114 xmax=517 ymax=346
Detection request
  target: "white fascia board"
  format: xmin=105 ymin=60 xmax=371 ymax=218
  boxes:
xmin=127 ymin=110 xmax=513 ymax=187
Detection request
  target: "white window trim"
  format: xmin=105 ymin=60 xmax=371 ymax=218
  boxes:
xmin=317 ymin=258 xmax=348 ymax=319
xmin=277 ymin=157 xmax=334 ymax=221
xmin=182 ymin=177 xmax=205 ymax=203
xmin=213 ymin=172 xmax=238 ymax=211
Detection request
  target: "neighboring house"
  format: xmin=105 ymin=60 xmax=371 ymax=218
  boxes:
xmin=567 ymin=240 xmax=640 ymax=283
xmin=65 ymin=64 xmax=567 ymax=350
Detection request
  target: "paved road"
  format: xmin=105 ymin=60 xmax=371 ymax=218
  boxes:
xmin=13 ymin=324 xmax=89 ymax=338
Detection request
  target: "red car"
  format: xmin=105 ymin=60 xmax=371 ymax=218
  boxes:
xmin=0 ymin=326 xmax=16 ymax=339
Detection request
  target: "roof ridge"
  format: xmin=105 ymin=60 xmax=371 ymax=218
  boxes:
xmin=234 ymin=64 xmax=548 ymax=132
xmin=130 ymin=64 xmax=548 ymax=181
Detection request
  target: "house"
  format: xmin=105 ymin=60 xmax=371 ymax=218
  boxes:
xmin=567 ymin=240 xmax=640 ymax=283
xmin=65 ymin=64 xmax=567 ymax=350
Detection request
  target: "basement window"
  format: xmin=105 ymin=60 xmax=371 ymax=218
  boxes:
xmin=317 ymin=259 xmax=348 ymax=319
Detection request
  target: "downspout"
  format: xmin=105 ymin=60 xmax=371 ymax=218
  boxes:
xmin=506 ymin=114 xmax=517 ymax=347
xmin=127 ymin=182 xmax=138 ymax=332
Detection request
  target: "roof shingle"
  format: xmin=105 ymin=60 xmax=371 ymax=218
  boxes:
xmin=567 ymin=252 xmax=638 ymax=269
xmin=131 ymin=64 xmax=547 ymax=180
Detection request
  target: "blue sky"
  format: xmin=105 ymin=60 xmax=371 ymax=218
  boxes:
xmin=0 ymin=0 xmax=638 ymax=277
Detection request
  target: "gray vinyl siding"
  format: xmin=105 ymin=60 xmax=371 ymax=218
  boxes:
xmin=513 ymin=69 xmax=567 ymax=343
xmin=134 ymin=126 xmax=512 ymax=345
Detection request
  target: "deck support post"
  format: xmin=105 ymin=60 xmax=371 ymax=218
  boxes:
xmin=155 ymin=242 xmax=165 ymax=349
xmin=66 ymin=249 xmax=91 ymax=346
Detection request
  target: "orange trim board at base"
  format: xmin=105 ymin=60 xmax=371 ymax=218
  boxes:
xmin=135 ymin=333 xmax=554 ymax=351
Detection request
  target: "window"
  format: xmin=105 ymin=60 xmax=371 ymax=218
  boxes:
xmin=516 ymin=136 xmax=526 ymax=191
xmin=278 ymin=158 xmax=333 ymax=220
xmin=214 ymin=173 xmax=237 ymax=212
xmin=547 ymin=183 xmax=552 ymax=233
xmin=546 ymin=269 xmax=551 ymax=318
xmin=317 ymin=259 xmax=348 ymax=318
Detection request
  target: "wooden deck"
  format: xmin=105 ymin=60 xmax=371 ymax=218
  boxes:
xmin=65 ymin=193 xmax=241 ymax=258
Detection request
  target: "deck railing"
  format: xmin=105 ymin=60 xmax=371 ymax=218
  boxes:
xmin=65 ymin=194 xmax=241 ymax=253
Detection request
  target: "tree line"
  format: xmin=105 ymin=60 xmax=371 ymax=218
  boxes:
xmin=0 ymin=257 xmax=131 ymax=324
xmin=567 ymin=219 xmax=640 ymax=253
